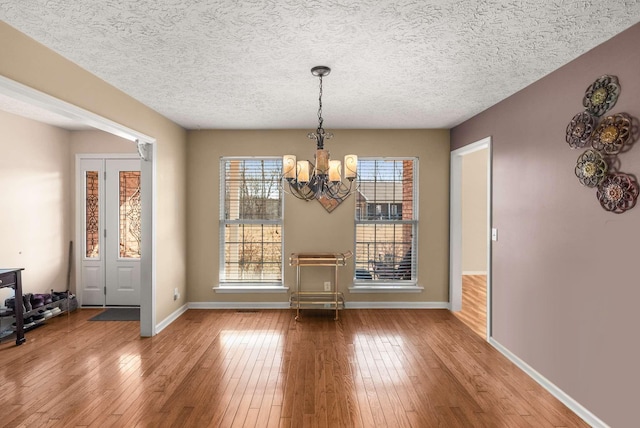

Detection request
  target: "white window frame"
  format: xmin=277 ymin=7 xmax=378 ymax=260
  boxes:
xmin=351 ymin=157 xmax=420 ymax=292
xmin=216 ymin=157 xmax=286 ymax=292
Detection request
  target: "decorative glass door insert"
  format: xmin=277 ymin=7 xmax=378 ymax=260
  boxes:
xmin=118 ymin=171 xmax=141 ymax=258
xmin=85 ymin=171 xmax=100 ymax=258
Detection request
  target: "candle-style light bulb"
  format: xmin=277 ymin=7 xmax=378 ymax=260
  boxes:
xmin=329 ymin=160 xmax=341 ymax=182
xmin=344 ymin=155 xmax=358 ymax=179
xmin=283 ymin=155 xmax=296 ymax=179
xmin=297 ymin=160 xmax=310 ymax=183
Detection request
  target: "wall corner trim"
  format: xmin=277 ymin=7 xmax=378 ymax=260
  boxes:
xmin=489 ymin=338 xmax=610 ymax=428
xmin=155 ymin=304 xmax=188 ymax=334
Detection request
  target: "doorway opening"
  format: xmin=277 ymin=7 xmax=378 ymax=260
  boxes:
xmin=450 ymin=137 xmax=492 ymax=339
xmin=0 ymin=75 xmax=157 ymax=336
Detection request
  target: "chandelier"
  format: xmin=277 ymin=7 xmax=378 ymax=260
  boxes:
xmin=283 ymin=66 xmax=358 ymax=201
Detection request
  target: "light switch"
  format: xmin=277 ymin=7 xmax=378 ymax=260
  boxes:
xmin=491 ymin=228 xmax=498 ymax=241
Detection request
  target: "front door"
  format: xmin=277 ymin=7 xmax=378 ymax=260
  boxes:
xmin=79 ymin=157 xmax=141 ymax=306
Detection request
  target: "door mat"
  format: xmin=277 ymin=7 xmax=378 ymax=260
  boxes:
xmin=89 ymin=308 xmax=140 ymax=321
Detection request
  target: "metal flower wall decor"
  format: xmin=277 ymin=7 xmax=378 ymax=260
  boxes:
xmin=590 ymin=113 xmax=631 ymax=155
xmin=583 ymin=75 xmax=621 ymax=117
xmin=597 ymin=173 xmax=639 ymax=214
xmin=566 ymin=111 xmax=597 ymax=148
xmin=575 ymin=149 xmax=607 ymax=187
xmin=565 ymin=74 xmax=638 ymax=214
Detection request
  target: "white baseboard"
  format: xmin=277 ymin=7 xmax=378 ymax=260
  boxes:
xmin=346 ymin=301 xmax=448 ymax=309
xmin=489 ymin=338 xmax=609 ymax=428
xmin=186 ymin=301 xmax=448 ymax=310
xmin=188 ymin=302 xmax=290 ymax=310
xmin=155 ymin=303 xmax=188 ymax=334
xmin=154 ymin=301 xmax=448 ymax=334
xmin=348 ymin=285 xmax=424 ymax=293
xmin=462 ymin=271 xmax=487 ymax=275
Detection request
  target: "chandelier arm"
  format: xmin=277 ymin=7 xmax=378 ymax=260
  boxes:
xmin=323 ymin=178 xmax=358 ymax=200
xmin=290 ymin=189 xmax=315 ymax=201
xmin=283 ymin=175 xmax=359 ymax=202
xmin=284 ymin=180 xmax=316 ymax=201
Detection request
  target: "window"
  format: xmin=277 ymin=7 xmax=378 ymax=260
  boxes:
xmin=220 ymin=158 xmax=283 ymax=285
xmin=354 ymin=158 xmax=417 ymax=284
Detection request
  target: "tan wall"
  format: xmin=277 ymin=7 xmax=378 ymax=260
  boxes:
xmin=461 ymin=148 xmax=488 ymax=273
xmin=187 ymin=129 xmax=450 ymax=303
xmin=0 ymin=22 xmax=188 ymax=322
xmin=69 ymin=130 xmax=138 ymax=155
xmin=0 ymin=110 xmax=71 ymax=304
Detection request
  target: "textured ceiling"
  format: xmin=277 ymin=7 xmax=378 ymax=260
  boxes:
xmin=1 ymin=1 xmax=640 ymax=130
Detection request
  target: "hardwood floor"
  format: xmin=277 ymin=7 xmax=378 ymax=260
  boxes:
xmin=0 ymin=308 xmax=588 ymax=427
xmin=452 ymin=275 xmax=487 ymax=338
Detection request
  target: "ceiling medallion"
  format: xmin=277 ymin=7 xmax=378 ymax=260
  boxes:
xmin=596 ymin=173 xmax=639 ymax=213
xmin=590 ymin=113 xmax=631 ymax=155
xmin=575 ymin=149 xmax=607 ymax=187
xmin=583 ymin=75 xmax=620 ymax=117
xmin=566 ymin=111 xmax=597 ymax=148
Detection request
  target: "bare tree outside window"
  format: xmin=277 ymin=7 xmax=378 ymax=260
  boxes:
xmin=221 ymin=158 xmax=283 ymax=284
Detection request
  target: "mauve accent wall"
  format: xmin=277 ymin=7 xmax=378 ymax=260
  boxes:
xmin=451 ymin=23 xmax=640 ymax=427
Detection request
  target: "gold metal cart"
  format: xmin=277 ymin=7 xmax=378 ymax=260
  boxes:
xmin=289 ymin=251 xmax=352 ymax=320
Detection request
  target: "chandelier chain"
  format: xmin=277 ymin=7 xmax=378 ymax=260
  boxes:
xmin=317 ymin=75 xmax=324 ymax=131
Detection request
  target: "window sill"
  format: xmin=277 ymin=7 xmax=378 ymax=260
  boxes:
xmin=348 ymin=285 xmax=424 ymax=293
xmin=213 ymin=285 xmax=289 ymax=294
